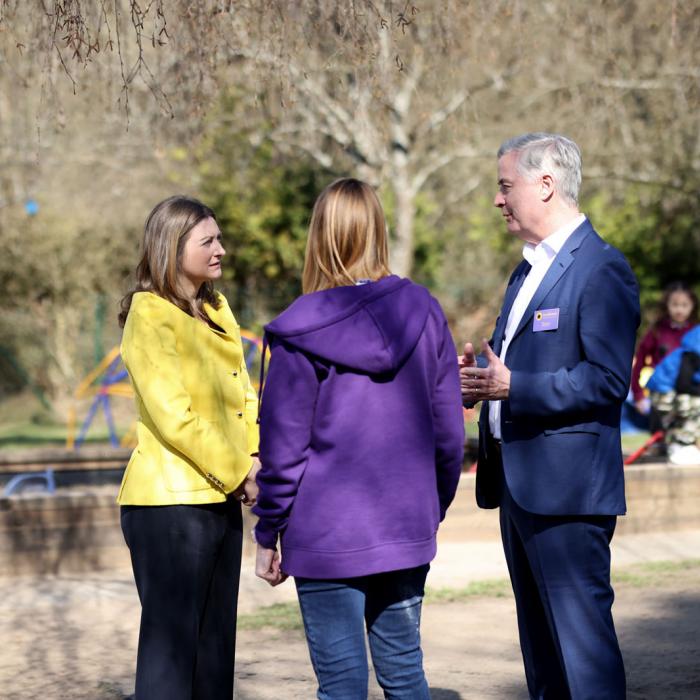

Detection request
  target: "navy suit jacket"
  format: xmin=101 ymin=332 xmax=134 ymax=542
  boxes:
xmin=476 ymin=219 xmax=640 ymax=516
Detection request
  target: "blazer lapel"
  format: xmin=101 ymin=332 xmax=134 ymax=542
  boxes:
xmin=493 ymin=261 xmax=530 ymax=355
xmin=204 ymin=300 xmax=237 ymax=341
xmin=509 ymin=219 xmax=593 ymax=343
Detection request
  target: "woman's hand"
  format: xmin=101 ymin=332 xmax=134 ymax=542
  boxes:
xmin=255 ymin=544 xmax=288 ymax=587
xmin=233 ymin=457 xmax=261 ymax=506
xmin=243 ymin=457 xmax=261 ymax=506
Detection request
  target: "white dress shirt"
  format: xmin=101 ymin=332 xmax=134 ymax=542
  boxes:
xmin=489 ymin=214 xmax=586 ymax=439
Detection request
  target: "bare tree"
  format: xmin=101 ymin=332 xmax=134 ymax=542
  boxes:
xmin=0 ymin=2 xmax=523 ymax=275
xmin=4 ymin=1 xmax=699 ymax=266
xmin=2 ymin=0 xmax=699 ymax=293
xmin=209 ymin=2 xmax=503 ymax=275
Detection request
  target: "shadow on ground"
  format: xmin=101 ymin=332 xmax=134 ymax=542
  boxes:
xmin=622 ymin=589 xmax=700 ymax=700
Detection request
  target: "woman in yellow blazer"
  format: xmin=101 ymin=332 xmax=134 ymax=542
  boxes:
xmin=118 ymin=195 xmax=259 ymax=700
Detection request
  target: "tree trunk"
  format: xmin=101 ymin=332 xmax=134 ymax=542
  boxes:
xmin=390 ymin=176 xmax=415 ymax=277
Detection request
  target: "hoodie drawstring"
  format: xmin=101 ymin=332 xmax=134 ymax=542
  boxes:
xmin=257 ymin=334 xmax=269 ymax=424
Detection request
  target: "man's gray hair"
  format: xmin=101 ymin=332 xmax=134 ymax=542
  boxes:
xmin=498 ymin=133 xmax=582 ymax=206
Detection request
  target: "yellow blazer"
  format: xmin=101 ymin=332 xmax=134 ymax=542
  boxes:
xmin=117 ymin=291 xmax=260 ymax=505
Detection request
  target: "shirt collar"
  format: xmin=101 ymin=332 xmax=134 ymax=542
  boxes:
xmin=522 ymin=213 xmax=586 ymax=265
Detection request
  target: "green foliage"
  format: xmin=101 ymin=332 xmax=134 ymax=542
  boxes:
xmin=583 ymin=185 xmax=700 ymax=319
xmin=383 ymin=188 xmax=520 ymax=319
xmin=189 ymin=97 xmax=337 ymax=327
xmin=458 ymin=194 xmax=518 ymax=257
xmin=0 ymin=210 xmax=136 ymax=403
xmin=380 ymin=188 xmax=443 ymax=289
xmin=431 ymin=194 xmax=522 ymax=339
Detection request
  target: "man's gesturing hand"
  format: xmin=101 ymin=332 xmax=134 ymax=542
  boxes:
xmin=459 ymin=339 xmax=511 ymax=402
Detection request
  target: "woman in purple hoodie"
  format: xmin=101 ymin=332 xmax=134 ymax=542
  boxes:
xmin=253 ymin=178 xmax=465 ymax=699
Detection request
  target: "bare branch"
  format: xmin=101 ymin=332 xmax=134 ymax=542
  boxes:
xmin=411 ymin=145 xmax=484 ymax=196
xmin=268 ymin=129 xmax=335 ymax=170
xmin=411 ymin=68 xmax=511 ymax=141
xmin=585 ymin=167 xmax=695 ymax=193
xmin=595 ymin=77 xmax=688 ymax=91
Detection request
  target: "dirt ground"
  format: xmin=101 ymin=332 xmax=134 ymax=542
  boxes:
xmin=0 ymin=564 xmax=698 ymax=700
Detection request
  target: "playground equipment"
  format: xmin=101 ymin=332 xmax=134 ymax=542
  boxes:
xmin=66 ymin=346 xmax=133 ymax=449
xmin=624 ymin=430 xmax=665 ymax=466
xmin=240 ymin=328 xmax=264 ymax=370
xmin=3 ymin=468 xmax=56 ymax=496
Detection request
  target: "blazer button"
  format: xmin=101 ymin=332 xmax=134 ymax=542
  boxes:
xmin=236 ymin=411 xmax=244 ymax=418
xmin=232 ymin=370 xmax=238 ymax=376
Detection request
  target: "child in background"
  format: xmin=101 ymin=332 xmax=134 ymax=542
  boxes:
xmin=631 ymin=281 xmax=698 ymax=414
xmin=646 ymin=325 xmax=700 ymax=465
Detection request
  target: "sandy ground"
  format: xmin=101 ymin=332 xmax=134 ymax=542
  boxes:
xmin=2 ymin=469 xmax=700 ymax=698
xmin=0 ymin=557 xmax=698 ymax=700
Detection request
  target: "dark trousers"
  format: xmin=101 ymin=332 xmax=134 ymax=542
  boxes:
xmin=499 ymin=482 xmax=626 ymax=700
xmin=121 ymin=501 xmax=243 ymax=700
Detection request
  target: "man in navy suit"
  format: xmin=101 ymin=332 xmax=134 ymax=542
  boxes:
xmin=461 ymin=133 xmax=640 ymax=699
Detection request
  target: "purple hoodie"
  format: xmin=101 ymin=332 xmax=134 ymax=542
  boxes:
xmin=253 ymin=275 xmax=465 ymax=579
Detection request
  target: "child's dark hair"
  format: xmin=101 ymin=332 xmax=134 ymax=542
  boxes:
xmin=660 ymin=281 xmax=698 ymax=323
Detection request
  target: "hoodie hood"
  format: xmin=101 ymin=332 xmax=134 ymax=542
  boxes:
xmin=264 ymin=275 xmax=432 ymax=373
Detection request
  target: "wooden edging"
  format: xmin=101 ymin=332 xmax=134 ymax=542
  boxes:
xmin=0 ymin=447 xmax=132 ymax=474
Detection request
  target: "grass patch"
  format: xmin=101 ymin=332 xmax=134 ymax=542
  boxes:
xmin=95 ymin=681 xmax=128 ymax=698
xmin=425 ymin=577 xmax=511 ymax=603
xmin=0 ymin=421 xmax=70 ymax=447
xmin=612 ymin=558 xmax=700 ymax=587
xmin=0 ymin=421 xmax=119 ymax=450
xmin=237 ymin=602 xmax=304 ymax=632
xmin=621 ymin=431 xmax=653 ymax=453
xmin=425 ymin=559 xmax=700 ymax=606
xmin=233 ymin=561 xmax=700 ymax=632
xmin=0 ymin=390 xmax=134 ymax=451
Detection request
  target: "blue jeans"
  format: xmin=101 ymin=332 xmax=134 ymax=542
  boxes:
xmin=295 ymin=565 xmax=431 ymax=700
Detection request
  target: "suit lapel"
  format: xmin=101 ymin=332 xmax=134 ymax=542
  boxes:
xmin=494 ymin=261 xmax=530 ymax=355
xmin=509 ymin=219 xmax=593 ymax=343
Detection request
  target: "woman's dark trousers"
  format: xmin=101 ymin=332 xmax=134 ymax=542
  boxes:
xmin=121 ymin=500 xmax=243 ymax=700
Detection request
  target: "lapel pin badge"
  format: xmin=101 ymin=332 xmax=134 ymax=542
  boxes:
xmin=533 ymin=308 xmax=560 ymax=332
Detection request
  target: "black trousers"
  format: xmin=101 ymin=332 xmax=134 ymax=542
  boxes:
xmin=121 ymin=500 xmax=243 ymax=700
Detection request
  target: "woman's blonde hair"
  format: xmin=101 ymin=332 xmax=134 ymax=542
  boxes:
xmin=118 ymin=195 xmax=220 ymax=326
xmin=302 ymin=178 xmax=391 ymax=294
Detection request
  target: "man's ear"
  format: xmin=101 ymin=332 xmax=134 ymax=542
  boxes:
xmin=540 ymin=173 xmax=555 ymax=201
